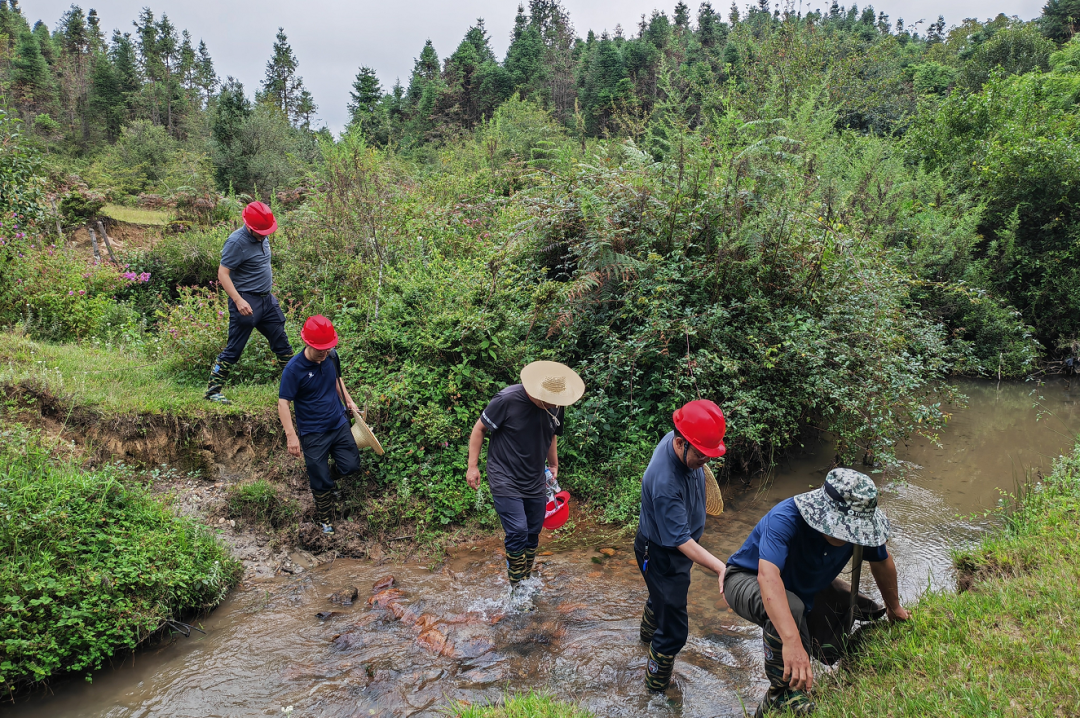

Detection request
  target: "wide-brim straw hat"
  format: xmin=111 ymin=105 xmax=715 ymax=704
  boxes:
xmin=520 ymin=361 xmax=585 ymax=406
xmin=793 ymin=468 xmax=890 ymax=546
xmin=350 ymin=410 xmax=384 ymax=455
xmin=703 ymin=464 xmax=724 ymax=516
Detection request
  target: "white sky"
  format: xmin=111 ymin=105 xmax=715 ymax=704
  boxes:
xmin=23 ymin=0 xmax=1046 ymax=132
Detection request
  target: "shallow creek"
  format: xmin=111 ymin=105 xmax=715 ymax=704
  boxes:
xmin=7 ymin=380 xmax=1079 ymax=718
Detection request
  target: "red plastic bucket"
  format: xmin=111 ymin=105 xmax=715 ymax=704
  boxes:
xmin=543 ymin=491 xmax=570 ymax=530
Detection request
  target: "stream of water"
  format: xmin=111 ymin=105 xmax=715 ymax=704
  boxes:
xmin=5 ymin=379 xmax=1079 ymax=718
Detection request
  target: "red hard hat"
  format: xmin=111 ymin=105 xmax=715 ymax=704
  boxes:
xmin=242 ymin=201 xmax=277 ymax=236
xmin=672 ymin=399 xmax=726 ymax=458
xmin=300 ymin=315 xmax=338 ymax=350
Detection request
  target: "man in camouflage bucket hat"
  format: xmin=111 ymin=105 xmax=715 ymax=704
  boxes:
xmin=723 ymin=468 xmax=911 ymax=716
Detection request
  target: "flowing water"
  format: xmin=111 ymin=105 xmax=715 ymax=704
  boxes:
xmin=6 ymin=380 xmax=1079 ymax=718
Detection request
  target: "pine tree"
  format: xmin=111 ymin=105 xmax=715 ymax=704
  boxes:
xmin=348 ymin=66 xmax=382 ymax=124
xmin=11 ymin=30 xmax=52 ymax=112
xmin=31 ymin=20 xmax=54 ymax=64
xmin=674 ymin=2 xmax=691 ymax=32
xmin=179 ymin=30 xmax=196 ymax=90
xmin=195 ymin=40 xmax=217 ymax=106
xmin=210 ymin=76 xmax=252 ymax=188
xmin=261 ymin=27 xmax=313 ymax=126
xmin=155 ymin=14 xmax=179 ymax=133
xmin=88 ymin=51 xmax=123 ymax=139
xmin=58 ymin=5 xmax=92 ymax=142
xmin=1041 ymin=0 xmax=1080 ymax=42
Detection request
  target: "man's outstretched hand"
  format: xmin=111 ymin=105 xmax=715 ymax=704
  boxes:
xmin=887 ymin=604 xmax=911 ymax=622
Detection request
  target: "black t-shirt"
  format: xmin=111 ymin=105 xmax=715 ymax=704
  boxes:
xmin=480 ymin=384 xmax=564 ymax=498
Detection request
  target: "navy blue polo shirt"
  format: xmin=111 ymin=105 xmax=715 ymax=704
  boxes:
xmin=637 ymin=432 xmax=706 ymax=548
xmin=279 ymin=349 xmax=348 ymax=436
xmin=220 ymin=226 xmax=273 ymax=294
xmin=727 ymin=498 xmax=889 ymax=611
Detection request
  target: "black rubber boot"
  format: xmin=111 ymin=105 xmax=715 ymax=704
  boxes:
xmin=523 ymin=547 xmax=537 ymax=579
xmin=756 ymin=627 xmax=814 ymax=716
xmin=506 ymin=549 xmax=528 ymax=587
xmin=644 ymin=644 xmax=675 ymax=692
xmin=205 ymin=360 xmax=232 ymax=402
xmin=274 ymin=353 xmax=294 ymax=377
xmin=640 ymin=601 xmax=658 ymax=644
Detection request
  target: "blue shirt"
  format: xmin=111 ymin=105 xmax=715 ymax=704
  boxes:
xmin=220 ymin=226 xmax=273 ymax=294
xmin=637 ymin=432 xmax=706 ymax=548
xmin=727 ymin=498 xmax=889 ymax=611
xmin=279 ymin=350 xmax=348 ymax=436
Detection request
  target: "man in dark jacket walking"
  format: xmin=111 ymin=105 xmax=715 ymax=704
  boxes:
xmin=205 ymin=201 xmax=293 ymax=404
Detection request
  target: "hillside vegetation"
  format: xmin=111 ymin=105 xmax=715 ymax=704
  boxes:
xmin=0 ymin=0 xmax=1077 ymax=530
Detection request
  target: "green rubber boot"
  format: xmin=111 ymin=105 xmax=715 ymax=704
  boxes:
xmin=312 ymin=489 xmax=335 ymax=535
xmin=523 ymin=547 xmax=537 ymax=579
xmin=644 ymin=645 xmax=675 ymax=692
xmin=506 ymin=549 xmax=529 ymax=587
xmin=640 ymin=601 xmax=658 ymax=644
xmin=756 ymin=627 xmax=814 ymax=716
xmin=205 ymin=360 xmax=233 ymax=403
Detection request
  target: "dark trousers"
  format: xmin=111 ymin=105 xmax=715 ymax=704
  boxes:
xmin=216 ymin=293 xmax=293 ymax=365
xmin=634 ymin=532 xmax=693 ymax=657
xmin=491 ymin=495 xmax=547 ymax=553
xmin=299 ymin=420 xmax=361 ymax=493
xmin=723 ymin=565 xmax=884 ymax=666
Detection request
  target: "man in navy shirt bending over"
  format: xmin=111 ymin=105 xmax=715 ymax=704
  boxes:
xmin=724 ymin=468 xmax=911 ymax=716
xmin=278 ymin=315 xmax=361 ymax=535
xmin=635 ymin=399 xmax=730 ymax=693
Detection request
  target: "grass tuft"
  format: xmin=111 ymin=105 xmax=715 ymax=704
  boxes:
xmin=0 ymin=425 xmax=242 ymax=693
xmin=101 ymin=204 xmax=172 ymax=226
xmin=449 ymin=692 xmax=594 ymax=717
xmin=813 ymin=442 xmax=1080 ymax=717
xmin=226 ymin=479 xmax=299 ymax=529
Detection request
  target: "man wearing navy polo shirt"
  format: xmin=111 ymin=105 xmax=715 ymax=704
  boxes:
xmin=278 ymin=315 xmax=361 ymax=535
xmin=724 ymin=468 xmax=910 ymax=716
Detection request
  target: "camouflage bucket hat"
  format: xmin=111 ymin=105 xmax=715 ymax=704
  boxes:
xmin=793 ymin=468 xmax=890 ymax=547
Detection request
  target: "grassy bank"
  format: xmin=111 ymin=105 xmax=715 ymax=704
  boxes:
xmin=815 ymin=443 xmax=1080 ymax=717
xmin=0 ymin=332 xmax=277 ymax=417
xmin=451 ymin=693 xmax=594 ymax=718
xmin=0 ymin=425 xmax=242 ymax=693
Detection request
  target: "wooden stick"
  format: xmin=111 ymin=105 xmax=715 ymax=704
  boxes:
xmin=87 ymin=226 xmax=101 ymax=262
xmin=50 ymin=198 xmax=63 ymax=240
xmin=847 ymin=544 xmax=864 ymax=633
xmin=95 ymin=219 xmax=119 ymax=264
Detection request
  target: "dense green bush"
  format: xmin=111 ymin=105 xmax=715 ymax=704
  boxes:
xmin=0 ymin=231 xmax=142 ymax=340
xmin=0 ymin=110 xmax=46 ymax=225
xmin=0 ymin=426 xmax=241 ymax=691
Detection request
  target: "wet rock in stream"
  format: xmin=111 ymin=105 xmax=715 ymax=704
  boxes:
xmin=327 ymin=586 xmax=359 ymax=605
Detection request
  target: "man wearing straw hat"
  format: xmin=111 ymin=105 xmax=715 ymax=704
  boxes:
xmin=278 ymin=315 xmax=363 ymax=535
xmin=724 ymin=468 xmax=910 ymax=716
xmin=635 ymin=398 xmax=730 ymax=693
xmin=466 ymin=361 xmax=585 ymax=592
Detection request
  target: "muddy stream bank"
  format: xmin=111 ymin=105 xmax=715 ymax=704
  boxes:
xmin=5 ymin=379 xmax=1079 ymax=718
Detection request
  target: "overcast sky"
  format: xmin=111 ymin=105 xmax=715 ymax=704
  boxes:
xmin=24 ymin=0 xmax=1046 ymax=132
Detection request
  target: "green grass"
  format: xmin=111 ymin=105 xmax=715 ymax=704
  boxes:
xmin=0 ymin=332 xmax=278 ymax=417
xmin=450 ymin=692 xmax=594 ymax=718
xmin=814 ymin=442 xmax=1080 ymax=718
xmin=227 ymin=479 xmax=299 ymax=529
xmin=101 ymin=204 xmax=172 ymax=225
xmin=0 ymin=425 xmax=242 ymax=692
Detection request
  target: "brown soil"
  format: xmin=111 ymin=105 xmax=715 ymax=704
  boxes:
xmin=66 ymin=218 xmax=164 ymax=258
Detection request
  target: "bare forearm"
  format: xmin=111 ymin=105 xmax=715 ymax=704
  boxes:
xmin=870 ymin=556 xmax=903 ymax=612
xmin=677 ymin=538 xmax=726 ymax=575
xmin=758 ymin=561 xmax=801 ymax=643
xmin=277 ymin=399 xmax=296 ymax=438
xmin=547 ymin=436 xmax=558 ymax=470
xmin=468 ymin=420 xmax=486 ymax=469
xmin=218 ymin=266 xmax=242 ymax=303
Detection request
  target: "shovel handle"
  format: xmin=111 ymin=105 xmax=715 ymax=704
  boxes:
xmin=847 ymin=544 xmax=864 ymax=633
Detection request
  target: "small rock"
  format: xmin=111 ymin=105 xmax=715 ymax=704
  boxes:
xmin=372 ymin=575 xmax=396 ymax=592
xmin=229 ymin=519 xmax=236 ymax=527
xmin=599 ymin=548 xmax=616 ymax=557
xmin=218 ymin=517 xmax=226 ymax=524
xmin=316 ymin=611 xmax=341 ymax=621
xmin=328 ymin=586 xmax=360 ymax=606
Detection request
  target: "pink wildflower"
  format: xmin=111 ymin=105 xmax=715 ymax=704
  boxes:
xmin=68 ymin=290 xmax=74 ymax=295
